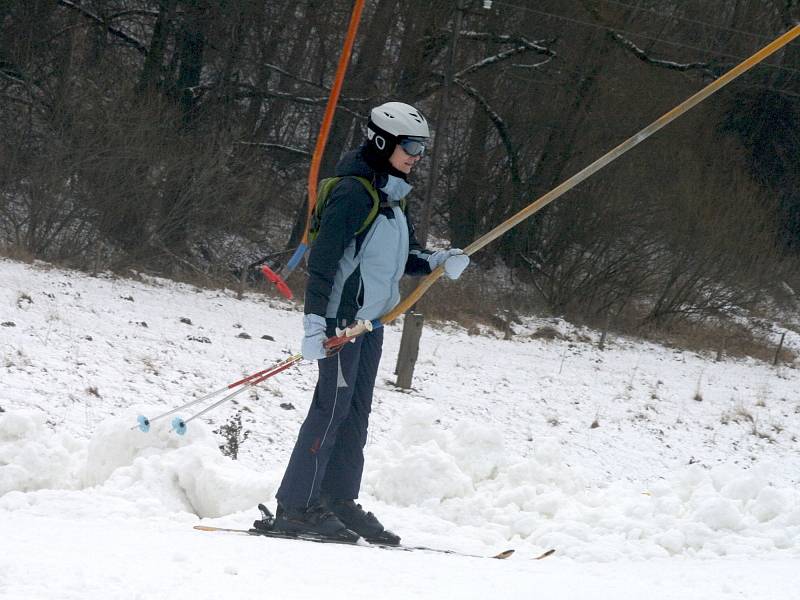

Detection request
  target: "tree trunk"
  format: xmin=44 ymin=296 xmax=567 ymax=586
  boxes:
xmin=174 ymin=3 xmax=207 ymax=123
xmin=137 ymin=0 xmax=176 ymax=96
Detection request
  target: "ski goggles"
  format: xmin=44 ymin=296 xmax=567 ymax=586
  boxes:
xmin=398 ymin=137 xmax=427 ymax=157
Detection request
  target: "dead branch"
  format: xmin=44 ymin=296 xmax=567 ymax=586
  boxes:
xmin=609 ymin=32 xmax=714 ymax=76
xmin=57 ymin=0 xmax=148 ymax=55
xmin=453 ymin=77 xmax=521 ymax=186
xmin=511 ymin=57 xmax=555 ymax=70
xmin=236 ymin=142 xmax=311 ymax=158
xmin=229 ymin=84 xmax=369 ymax=117
xmin=260 ymin=63 xmax=327 ymax=90
xmin=0 ymin=67 xmax=26 ymax=87
xmin=456 ymin=44 xmax=553 ymax=78
xmin=415 ymin=35 xmax=555 ymax=101
xmin=460 ymin=31 xmax=555 ymax=55
xmin=107 ymin=10 xmax=162 ymax=21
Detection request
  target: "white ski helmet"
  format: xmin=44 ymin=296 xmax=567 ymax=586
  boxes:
xmin=366 ymin=101 xmax=429 ymax=159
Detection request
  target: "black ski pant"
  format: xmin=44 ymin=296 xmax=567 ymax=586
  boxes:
xmin=276 ymin=327 xmax=383 ymax=509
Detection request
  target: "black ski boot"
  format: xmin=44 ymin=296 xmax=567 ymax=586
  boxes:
xmin=323 ymin=498 xmax=400 ymax=546
xmin=263 ymin=502 xmax=360 ymax=543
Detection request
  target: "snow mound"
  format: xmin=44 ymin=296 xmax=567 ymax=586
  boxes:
xmin=84 ymin=410 xmax=215 ymax=486
xmin=0 ymin=411 xmax=85 ymax=495
xmin=1 ymin=410 xmax=275 ymax=519
xmin=362 ymin=407 xmax=800 ymax=559
xmin=364 ymin=405 xmax=508 ymax=505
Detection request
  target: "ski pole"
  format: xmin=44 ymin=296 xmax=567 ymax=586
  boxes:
xmin=326 ymin=23 xmax=800 ymax=347
xmin=135 ymin=354 xmax=302 ymax=433
xmin=170 ymin=353 xmax=302 ymax=435
xmin=168 ymin=323 xmax=383 ymax=432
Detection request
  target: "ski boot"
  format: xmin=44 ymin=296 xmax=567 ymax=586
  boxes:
xmin=323 ymin=497 xmax=400 ymax=546
xmin=255 ymin=502 xmax=360 ymax=543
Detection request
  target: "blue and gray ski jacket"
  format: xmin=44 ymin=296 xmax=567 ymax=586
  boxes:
xmin=304 ymin=146 xmax=432 ymax=331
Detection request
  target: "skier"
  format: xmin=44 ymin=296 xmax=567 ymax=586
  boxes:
xmin=268 ymin=101 xmax=470 ymax=543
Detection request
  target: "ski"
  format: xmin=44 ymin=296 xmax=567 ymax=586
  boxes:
xmin=193 ymin=524 xmax=516 ymax=559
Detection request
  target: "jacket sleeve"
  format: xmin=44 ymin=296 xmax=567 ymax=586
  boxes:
xmin=304 ymin=179 xmax=373 ymax=317
xmin=404 ymin=203 xmax=434 ymax=276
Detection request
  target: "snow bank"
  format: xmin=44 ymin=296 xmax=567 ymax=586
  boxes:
xmin=4 ymin=402 xmax=799 ymax=559
xmin=0 ymin=409 xmax=275 ymax=518
xmin=0 ymin=411 xmax=85 ymax=495
xmin=363 ymin=404 xmax=800 ymax=560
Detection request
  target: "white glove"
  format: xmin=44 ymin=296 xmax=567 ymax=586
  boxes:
xmin=301 ymin=314 xmax=328 ymax=360
xmin=443 ymin=253 xmax=469 ymax=280
xmin=427 ymin=248 xmax=470 ymax=280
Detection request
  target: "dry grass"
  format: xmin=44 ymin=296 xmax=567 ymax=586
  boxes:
xmin=644 ymin=320 xmax=797 ymax=365
xmin=403 ymin=267 xmax=796 ymax=366
xmin=0 ymin=244 xmax=36 ymax=263
xmin=404 ymin=265 xmax=544 ymax=338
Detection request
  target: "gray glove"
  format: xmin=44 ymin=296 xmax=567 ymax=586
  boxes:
xmin=301 ymin=314 xmax=328 ymax=360
xmin=427 ymin=248 xmax=470 ymax=280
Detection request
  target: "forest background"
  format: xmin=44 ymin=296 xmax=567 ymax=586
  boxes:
xmin=2 ymin=0 xmax=799 ymax=357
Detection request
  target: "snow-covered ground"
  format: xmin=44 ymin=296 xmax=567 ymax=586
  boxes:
xmin=1 ymin=258 xmax=799 ymax=599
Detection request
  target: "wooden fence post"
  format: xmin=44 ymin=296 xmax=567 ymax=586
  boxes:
xmin=598 ymin=311 xmax=611 ymax=350
xmin=395 ymin=312 xmax=425 ymax=389
xmin=773 ymin=331 xmax=786 ymax=366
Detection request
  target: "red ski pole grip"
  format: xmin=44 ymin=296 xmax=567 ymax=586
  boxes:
xmin=261 ymin=265 xmax=293 ymax=300
xmin=323 ymin=320 xmax=373 ymax=350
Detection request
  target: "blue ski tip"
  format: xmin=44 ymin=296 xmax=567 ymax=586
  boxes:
xmin=171 ymin=417 xmax=187 ymax=436
xmin=137 ymin=415 xmax=151 ymax=433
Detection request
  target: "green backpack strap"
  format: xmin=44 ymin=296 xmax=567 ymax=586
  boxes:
xmin=350 ymin=176 xmax=407 ymax=220
xmin=310 ymin=175 xmax=384 ymax=242
xmin=350 ymin=176 xmax=381 ymax=235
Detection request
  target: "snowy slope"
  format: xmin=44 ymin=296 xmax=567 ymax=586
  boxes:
xmin=2 ymin=258 xmax=799 ymax=599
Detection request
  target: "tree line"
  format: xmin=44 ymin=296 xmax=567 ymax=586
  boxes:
xmin=1 ymin=0 xmax=799 ymax=331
